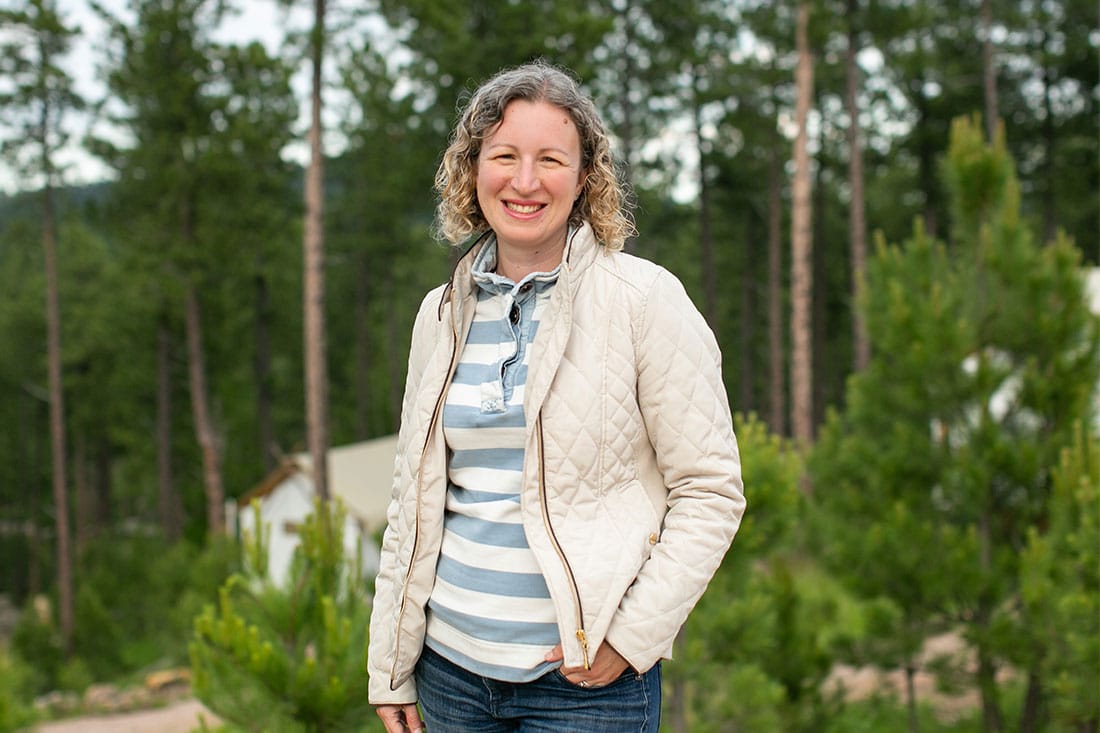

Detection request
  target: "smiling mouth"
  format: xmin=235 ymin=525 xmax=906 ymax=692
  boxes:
xmin=505 ymin=202 xmax=544 ymax=214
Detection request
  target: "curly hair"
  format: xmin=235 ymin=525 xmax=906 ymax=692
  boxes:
xmin=434 ymin=61 xmax=635 ymax=252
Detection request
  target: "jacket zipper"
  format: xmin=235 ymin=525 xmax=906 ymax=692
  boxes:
xmin=389 ymin=299 xmax=461 ymax=689
xmin=537 ymin=415 xmax=590 ymax=669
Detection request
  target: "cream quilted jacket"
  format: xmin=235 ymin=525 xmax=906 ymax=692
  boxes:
xmin=367 ymin=223 xmax=745 ymax=704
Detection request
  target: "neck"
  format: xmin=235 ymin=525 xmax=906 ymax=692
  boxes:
xmin=494 ymin=240 xmax=566 ymax=282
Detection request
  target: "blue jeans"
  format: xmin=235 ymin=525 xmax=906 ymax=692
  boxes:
xmin=414 ymin=645 xmax=662 ymax=732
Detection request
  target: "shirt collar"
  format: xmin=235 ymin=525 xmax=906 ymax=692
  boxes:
xmin=470 ymin=236 xmax=562 ymax=296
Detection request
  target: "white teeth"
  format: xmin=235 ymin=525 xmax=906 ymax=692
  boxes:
xmin=506 ymin=202 xmax=542 ymax=214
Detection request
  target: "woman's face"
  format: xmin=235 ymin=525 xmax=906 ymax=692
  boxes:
xmin=476 ymin=99 xmax=585 ymax=261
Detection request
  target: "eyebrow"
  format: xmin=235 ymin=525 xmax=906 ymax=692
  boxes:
xmin=483 ymin=142 xmax=575 ymax=158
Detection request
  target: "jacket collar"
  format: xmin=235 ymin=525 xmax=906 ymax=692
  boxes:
xmin=438 ymin=222 xmax=601 ymax=322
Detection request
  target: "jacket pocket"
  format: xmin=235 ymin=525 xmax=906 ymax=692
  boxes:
xmin=603 ymin=479 xmax=661 ymax=562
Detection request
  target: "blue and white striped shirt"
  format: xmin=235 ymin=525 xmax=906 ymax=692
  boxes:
xmin=424 ymin=242 xmax=561 ymax=682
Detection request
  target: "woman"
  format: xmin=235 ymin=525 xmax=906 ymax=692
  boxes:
xmin=368 ymin=61 xmax=745 ymax=733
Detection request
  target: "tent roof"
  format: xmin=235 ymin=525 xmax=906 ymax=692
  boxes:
xmin=238 ymin=434 xmax=397 ymax=532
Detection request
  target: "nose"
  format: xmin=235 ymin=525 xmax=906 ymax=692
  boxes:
xmin=512 ymin=158 xmax=540 ymax=193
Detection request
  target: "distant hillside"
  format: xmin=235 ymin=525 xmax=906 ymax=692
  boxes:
xmin=0 ymin=181 xmax=114 ymax=226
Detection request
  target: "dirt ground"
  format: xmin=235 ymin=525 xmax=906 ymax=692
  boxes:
xmin=822 ymin=630 xmax=1012 ymax=722
xmin=34 ymin=698 xmax=221 ymax=733
xmin=32 ymin=632 xmax=986 ymax=731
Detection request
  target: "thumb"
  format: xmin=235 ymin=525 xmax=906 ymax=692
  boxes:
xmin=544 ymin=644 xmax=564 ymax=663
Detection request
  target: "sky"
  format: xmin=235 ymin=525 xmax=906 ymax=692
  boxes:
xmin=1 ymin=0 xmax=310 ymax=194
xmin=3 ymin=0 xmax=703 ymax=200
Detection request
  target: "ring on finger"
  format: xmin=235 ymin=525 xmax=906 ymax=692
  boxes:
xmin=579 ymin=680 xmax=590 ymax=688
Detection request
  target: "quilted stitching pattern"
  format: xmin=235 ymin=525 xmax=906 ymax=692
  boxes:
xmin=368 ymin=225 xmax=745 ymax=704
xmin=535 ymin=248 xmax=744 ymax=672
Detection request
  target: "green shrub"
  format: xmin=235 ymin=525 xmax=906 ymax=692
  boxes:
xmin=10 ymin=597 xmax=63 ymax=694
xmin=71 ymin=532 xmax=239 ymax=681
xmin=665 ymin=414 xmax=813 ymax=729
xmin=0 ymin=646 xmax=37 ymax=732
xmin=10 ymin=534 xmax=237 ymax=694
xmin=56 ymin=656 xmax=94 ymax=694
xmin=190 ymin=500 xmax=383 ymax=732
xmin=73 ymin=582 xmax=125 ymax=678
xmin=821 ymin=696 xmax=983 ymax=733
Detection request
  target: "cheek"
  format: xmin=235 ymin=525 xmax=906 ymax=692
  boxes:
xmin=476 ymin=166 xmax=506 ymax=197
xmin=563 ymin=173 xmax=584 ymax=201
xmin=474 ymin=171 xmax=492 ymax=208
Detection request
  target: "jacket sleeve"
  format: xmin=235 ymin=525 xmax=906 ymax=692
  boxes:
xmin=603 ymin=268 xmax=746 ymax=673
xmin=367 ymin=286 xmax=445 ymax=705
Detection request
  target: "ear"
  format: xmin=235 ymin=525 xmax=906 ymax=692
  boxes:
xmin=575 ymin=170 xmax=587 ymax=200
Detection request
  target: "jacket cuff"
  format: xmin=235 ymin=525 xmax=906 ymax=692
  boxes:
xmin=368 ymin=675 xmax=418 ymax=706
xmin=603 ymin=624 xmax=665 ymax=675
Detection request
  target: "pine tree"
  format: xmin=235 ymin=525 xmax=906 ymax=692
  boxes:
xmin=302 ymin=0 xmax=331 ymax=502
xmin=0 ymin=0 xmax=83 ymax=655
xmin=1018 ymin=423 xmax=1099 ymax=732
xmin=190 ymin=500 xmax=381 ymax=732
xmin=664 ymin=414 xmax=806 ymax=732
xmin=789 ymin=0 xmax=815 ymax=447
xmin=92 ymin=0 xmax=231 ymax=534
xmin=810 ymin=115 xmax=1100 ymax=731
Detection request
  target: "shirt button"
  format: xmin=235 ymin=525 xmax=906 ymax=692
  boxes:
xmin=649 ymin=533 xmax=659 ymax=545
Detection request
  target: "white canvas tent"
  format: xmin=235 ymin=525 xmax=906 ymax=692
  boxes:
xmin=230 ymin=434 xmax=398 ymax=588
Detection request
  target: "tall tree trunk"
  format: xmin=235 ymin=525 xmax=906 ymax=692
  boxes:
xmin=812 ymin=142 xmax=828 ymax=429
xmin=73 ymin=431 xmax=94 ymax=552
xmin=157 ymin=318 xmax=183 ymax=541
xmin=978 ymin=506 xmax=1005 ymax=732
xmin=93 ymin=435 xmax=112 ymax=529
xmin=185 ymin=283 xmax=225 ymax=534
xmin=740 ymin=217 xmax=756 ymax=414
xmin=1040 ymin=37 xmax=1057 ymax=244
xmin=385 ymin=278 xmax=403 ymax=431
xmin=767 ymin=152 xmax=786 ymax=436
xmin=1019 ymin=667 xmax=1044 ymax=733
xmin=690 ymin=81 xmax=717 ymax=325
xmin=27 ymin=522 xmax=41 ymax=598
xmin=304 ymin=0 xmax=330 ymax=500
xmin=915 ymin=79 xmax=938 ymax=238
xmin=254 ymin=271 xmax=276 ymax=471
xmin=666 ymin=630 xmax=689 ymax=733
xmin=42 ymin=175 xmax=73 ymax=654
xmin=980 ymin=0 xmax=998 ymax=141
xmin=904 ymin=662 xmax=919 ymax=733
xmin=977 ymin=640 xmax=1004 ymax=732
xmin=846 ymin=0 xmax=870 ymax=370
xmin=790 ymin=0 xmax=815 ymax=448
xmin=355 ymin=253 xmax=372 ymax=439
xmin=617 ymin=1 xmax=638 ymax=253
xmin=694 ymin=74 xmax=717 ymax=330
xmin=177 ymin=186 xmax=223 ymax=534
xmin=22 ymin=395 xmax=42 ymax=597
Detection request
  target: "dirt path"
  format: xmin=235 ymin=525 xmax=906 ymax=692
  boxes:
xmin=822 ymin=630 xmax=1013 ymax=722
xmin=34 ymin=698 xmax=220 ymax=733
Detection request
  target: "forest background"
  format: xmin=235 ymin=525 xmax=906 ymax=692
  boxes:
xmin=0 ymin=0 xmax=1097 ymax=732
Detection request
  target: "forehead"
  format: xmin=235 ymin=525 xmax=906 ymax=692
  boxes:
xmin=484 ymin=99 xmax=580 ymax=146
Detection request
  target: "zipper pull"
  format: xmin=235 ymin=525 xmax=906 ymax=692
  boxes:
xmin=576 ymin=629 xmax=591 ymax=670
